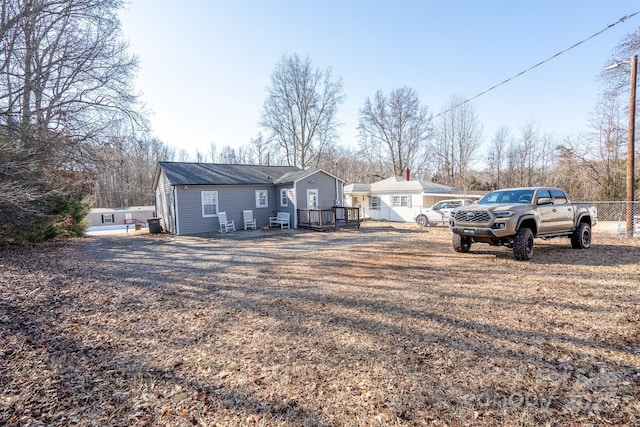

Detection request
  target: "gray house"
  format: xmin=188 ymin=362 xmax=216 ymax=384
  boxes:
xmin=152 ymin=162 xmax=346 ymax=235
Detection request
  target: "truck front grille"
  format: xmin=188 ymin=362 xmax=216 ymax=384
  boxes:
xmin=453 ymin=210 xmax=491 ymax=223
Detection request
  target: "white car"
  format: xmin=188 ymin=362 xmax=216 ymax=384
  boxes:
xmin=415 ymin=199 xmax=470 ymax=226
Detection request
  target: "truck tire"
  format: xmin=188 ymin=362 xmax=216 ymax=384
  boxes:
xmin=453 ymin=234 xmax=471 ymax=253
xmin=513 ymin=227 xmax=534 ymax=261
xmin=416 ymin=215 xmax=429 ymax=227
xmin=571 ymin=222 xmax=591 ymax=249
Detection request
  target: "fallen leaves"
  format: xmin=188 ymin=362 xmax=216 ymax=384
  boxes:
xmin=1 ymin=224 xmax=639 ymax=426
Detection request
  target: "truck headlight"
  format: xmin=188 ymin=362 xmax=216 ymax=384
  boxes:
xmin=494 ymin=210 xmax=515 ymax=218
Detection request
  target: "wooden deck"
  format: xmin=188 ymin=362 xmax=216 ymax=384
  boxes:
xmin=297 ymin=207 xmax=361 ymax=231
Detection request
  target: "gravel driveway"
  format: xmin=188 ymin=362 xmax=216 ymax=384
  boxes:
xmin=2 ymin=222 xmax=639 ymax=426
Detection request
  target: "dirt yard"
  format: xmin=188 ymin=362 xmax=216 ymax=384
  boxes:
xmin=1 ymin=222 xmax=639 ymax=426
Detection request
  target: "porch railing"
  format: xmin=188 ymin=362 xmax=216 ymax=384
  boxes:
xmin=297 ymin=207 xmax=361 ymax=230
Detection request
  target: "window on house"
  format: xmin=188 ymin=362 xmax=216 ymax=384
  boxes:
xmin=256 ymin=190 xmax=268 ymax=208
xmin=280 ymin=189 xmax=288 ymax=207
xmin=370 ymin=196 xmax=381 ymax=210
xmin=101 ymin=214 xmax=114 ymax=224
xmin=392 ymin=195 xmax=410 ymax=207
xmin=201 ymin=191 xmax=218 ymax=217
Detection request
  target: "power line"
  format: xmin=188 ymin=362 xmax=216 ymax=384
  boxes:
xmin=433 ymin=10 xmax=640 ymax=119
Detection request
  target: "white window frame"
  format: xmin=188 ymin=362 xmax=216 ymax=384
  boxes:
xmin=280 ymin=189 xmax=289 ymax=207
xmin=201 ymin=191 xmax=218 ymax=217
xmin=101 ymin=213 xmax=114 ymax=224
xmin=392 ymin=195 xmax=411 ymax=207
xmin=255 ymin=189 xmax=268 ymax=208
xmin=307 ymin=189 xmax=318 ymax=209
xmin=369 ymin=196 xmax=381 ymax=210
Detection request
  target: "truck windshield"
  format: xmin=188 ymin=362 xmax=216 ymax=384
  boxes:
xmin=479 ymin=189 xmax=534 ymax=204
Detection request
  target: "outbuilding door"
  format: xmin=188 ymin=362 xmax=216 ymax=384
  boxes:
xmin=307 ymin=189 xmax=318 ymax=209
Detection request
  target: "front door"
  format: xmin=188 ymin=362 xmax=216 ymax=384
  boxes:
xmin=536 ymin=189 xmax=557 ymax=233
xmin=307 ymin=189 xmax=318 ymax=209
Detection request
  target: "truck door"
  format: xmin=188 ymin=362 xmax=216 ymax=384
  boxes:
xmin=550 ymin=189 xmax=575 ymax=231
xmin=536 ymin=189 xmax=557 ymax=233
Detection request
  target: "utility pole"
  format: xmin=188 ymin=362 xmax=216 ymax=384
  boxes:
xmin=626 ymin=55 xmax=636 ymax=237
xmin=606 ymin=55 xmax=638 ymax=237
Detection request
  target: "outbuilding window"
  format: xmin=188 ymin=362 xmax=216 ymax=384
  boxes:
xmin=201 ymin=191 xmax=218 ymax=217
xmin=256 ymin=190 xmax=268 ymax=208
xmin=101 ymin=214 xmax=114 ymax=224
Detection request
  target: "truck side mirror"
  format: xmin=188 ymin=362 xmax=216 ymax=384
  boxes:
xmin=537 ymin=197 xmax=553 ymax=205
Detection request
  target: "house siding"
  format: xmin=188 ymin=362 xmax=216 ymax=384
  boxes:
xmin=174 ymin=184 xmax=281 ymax=235
xmin=155 ymin=170 xmax=176 ymax=233
xmin=274 ymin=185 xmax=295 ymax=218
xmin=367 ymin=193 xmax=423 ymax=222
xmin=295 ymin=171 xmax=341 ymax=209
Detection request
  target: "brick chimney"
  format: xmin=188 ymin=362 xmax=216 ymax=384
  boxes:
xmin=402 ymin=167 xmax=410 ymax=181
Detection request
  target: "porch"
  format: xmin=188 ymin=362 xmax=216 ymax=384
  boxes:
xmin=297 ymin=207 xmax=361 ymax=231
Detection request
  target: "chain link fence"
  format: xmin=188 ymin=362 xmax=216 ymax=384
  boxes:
xmin=591 ymin=201 xmax=640 ymax=237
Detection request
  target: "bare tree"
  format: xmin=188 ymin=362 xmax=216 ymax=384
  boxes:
xmin=218 ymin=145 xmax=240 ymax=164
xmin=492 ymin=121 xmax=555 ymax=188
xmin=1 ymin=0 xmax=141 ymax=151
xmin=486 ymin=126 xmax=511 ymax=189
xmin=247 ymin=133 xmax=274 ymax=165
xmin=595 ymin=28 xmax=639 ymax=200
xmin=207 ymin=142 xmax=218 ymax=163
xmin=552 ymin=137 xmax=601 ymax=201
xmin=518 ymin=121 xmax=538 ymax=186
xmin=587 ymin=96 xmax=627 ymax=199
xmin=90 ymin=136 xmax=174 ymax=208
xmin=358 ymin=87 xmax=433 ymax=178
xmin=173 ymin=149 xmax=191 ymax=162
xmin=261 ymin=54 xmax=344 ymax=168
xmin=311 ymin=145 xmax=373 ymax=184
xmin=433 ymin=95 xmax=483 ymax=189
xmin=0 ymin=0 xmax=143 ymax=243
xmin=601 ymin=27 xmax=640 ymax=97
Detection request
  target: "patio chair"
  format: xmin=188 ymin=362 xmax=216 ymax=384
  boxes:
xmin=243 ymin=209 xmax=257 ymax=230
xmin=269 ymin=212 xmax=290 ymax=229
xmin=218 ymin=211 xmax=236 ymax=233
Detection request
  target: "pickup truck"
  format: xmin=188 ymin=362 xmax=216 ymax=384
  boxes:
xmin=448 ymin=187 xmax=597 ymax=261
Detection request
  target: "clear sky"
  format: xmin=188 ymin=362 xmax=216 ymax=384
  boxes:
xmin=119 ymin=1 xmax=640 ymax=163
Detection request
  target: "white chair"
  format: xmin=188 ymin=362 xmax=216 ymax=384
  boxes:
xmin=218 ymin=211 xmax=236 ymax=233
xmin=243 ymin=210 xmax=257 ymax=230
xmin=269 ymin=212 xmax=290 ymax=229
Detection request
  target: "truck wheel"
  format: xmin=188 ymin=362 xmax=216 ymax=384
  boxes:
xmin=453 ymin=234 xmax=471 ymax=253
xmin=571 ymin=222 xmax=591 ymax=249
xmin=513 ymin=227 xmax=534 ymax=261
xmin=416 ymin=215 xmax=429 ymax=227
